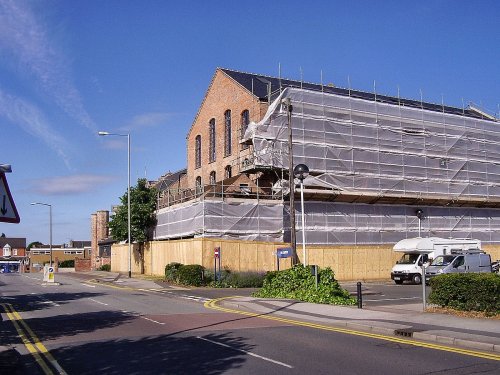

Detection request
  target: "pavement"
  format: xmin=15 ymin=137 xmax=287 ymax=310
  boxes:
xmin=2 ymin=271 xmax=500 ymax=361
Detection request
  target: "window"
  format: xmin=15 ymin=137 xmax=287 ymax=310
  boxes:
xmin=209 ymin=171 xmax=216 ymax=185
xmin=209 ymin=118 xmax=216 ymax=163
xmin=13 ymin=249 xmax=17 ymax=256
xmin=195 ymin=135 xmax=201 ymax=169
xmin=241 ymin=110 xmax=249 ymax=150
xmin=3 ymin=244 xmax=11 ymax=257
xmin=225 ymin=165 xmax=232 ymax=179
xmin=195 ymin=176 xmax=202 ymax=194
xmin=224 ymin=110 xmax=231 ymax=156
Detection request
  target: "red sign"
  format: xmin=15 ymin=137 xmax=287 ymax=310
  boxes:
xmin=214 ymin=247 xmax=220 ymax=258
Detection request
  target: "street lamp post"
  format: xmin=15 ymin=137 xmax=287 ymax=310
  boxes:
xmin=283 ymin=98 xmax=297 ymax=263
xmin=99 ymin=131 xmax=132 ymax=278
xmin=416 ymin=209 xmax=424 ymax=237
xmin=31 ymin=202 xmax=52 ymax=266
xmin=294 ymin=164 xmax=309 ymax=266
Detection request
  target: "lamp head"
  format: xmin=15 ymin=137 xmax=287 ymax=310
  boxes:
xmin=293 ymin=164 xmax=309 ymax=180
xmin=0 ymin=164 xmax=12 ymax=173
xmin=98 ymin=131 xmax=110 ymax=136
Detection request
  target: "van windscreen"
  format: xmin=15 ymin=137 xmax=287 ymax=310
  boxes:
xmin=431 ymin=255 xmax=455 ymax=266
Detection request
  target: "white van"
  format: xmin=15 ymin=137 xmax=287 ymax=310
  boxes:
xmin=391 ymin=237 xmax=481 ymax=285
xmin=425 ymin=251 xmax=492 ymax=283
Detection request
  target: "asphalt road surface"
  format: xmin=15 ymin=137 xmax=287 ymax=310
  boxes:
xmin=1 ymin=273 xmax=498 ymax=374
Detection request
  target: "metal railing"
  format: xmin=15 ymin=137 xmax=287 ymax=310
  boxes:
xmin=157 ymin=183 xmax=282 ymax=209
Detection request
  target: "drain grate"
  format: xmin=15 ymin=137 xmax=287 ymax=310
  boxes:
xmin=394 ymin=328 xmax=415 ymax=337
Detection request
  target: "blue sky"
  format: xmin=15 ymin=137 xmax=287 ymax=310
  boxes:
xmin=1 ymin=0 xmax=499 ymax=245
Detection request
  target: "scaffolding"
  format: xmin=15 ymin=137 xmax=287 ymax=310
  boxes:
xmin=244 ymin=87 xmax=500 ymax=205
xmin=154 ymin=86 xmax=500 ymax=245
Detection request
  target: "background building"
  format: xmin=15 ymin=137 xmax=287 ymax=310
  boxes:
xmin=91 ymin=210 xmax=110 ymax=270
xmin=0 ymin=237 xmax=27 ymax=273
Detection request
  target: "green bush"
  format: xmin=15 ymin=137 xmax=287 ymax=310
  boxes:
xmin=98 ymin=264 xmax=111 ymax=271
xmin=429 ymin=273 xmax=500 ymax=314
xmin=252 ymin=265 xmax=356 ymax=305
xmin=58 ymin=260 xmax=74 ymax=268
xmin=206 ymin=269 xmax=265 ymax=288
xmin=164 ymin=262 xmax=183 ymax=283
xmin=177 ymin=264 xmax=205 ymax=286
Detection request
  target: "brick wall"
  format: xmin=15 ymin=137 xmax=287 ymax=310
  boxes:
xmin=75 ymin=257 xmax=91 ymax=272
xmin=186 ymin=69 xmax=268 ymax=188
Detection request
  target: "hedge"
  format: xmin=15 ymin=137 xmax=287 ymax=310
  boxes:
xmin=428 ymin=273 xmax=500 ymax=314
xmin=177 ymin=265 xmax=205 ymax=286
xmin=58 ymin=260 xmax=74 ymax=268
xmin=164 ymin=262 xmax=183 ymax=283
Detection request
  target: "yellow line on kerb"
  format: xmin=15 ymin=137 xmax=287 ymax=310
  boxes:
xmin=1 ymin=303 xmax=67 ymax=375
xmin=204 ymin=297 xmax=500 ymax=362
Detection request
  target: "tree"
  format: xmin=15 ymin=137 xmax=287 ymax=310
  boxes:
xmin=109 ymin=178 xmax=157 ymax=274
xmin=27 ymin=241 xmax=43 ymax=250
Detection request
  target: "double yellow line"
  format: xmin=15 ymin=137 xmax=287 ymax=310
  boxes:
xmin=1 ymin=303 xmax=66 ymax=375
xmin=205 ymin=297 xmax=500 ymax=362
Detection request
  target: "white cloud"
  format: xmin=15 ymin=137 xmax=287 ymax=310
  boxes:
xmin=0 ymin=0 xmax=97 ymax=132
xmin=0 ymin=89 xmax=72 ymax=168
xmin=29 ymin=174 xmax=117 ymax=195
xmin=120 ymin=112 xmax=172 ymax=132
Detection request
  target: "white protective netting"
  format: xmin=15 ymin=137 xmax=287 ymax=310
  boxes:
xmin=153 ymin=87 xmax=500 ymax=245
xmin=154 ymin=199 xmax=284 ymax=241
xmin=246 ymin=87 xmax=500 ymax=200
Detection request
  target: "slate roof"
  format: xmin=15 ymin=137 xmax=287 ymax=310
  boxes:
xmin=153 ymin=168 xmax=187 ymax=192
xmin=220 ymin=68 xmax=494 ymax=121
xmin=0 ymin=237 xmax=26 ymax=248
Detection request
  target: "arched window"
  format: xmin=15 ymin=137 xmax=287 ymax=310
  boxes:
xmin=224 ymin=110 xmax=232 ymax=156
xmin=241 ymin=109 xmax=250 ymax=150
xmin=209 ymin=171 xmax=216 ymax=185
xmin=225 ymin=165 xmax=232 ymax=179
xmin=195 ymin=176 xmax=202 ymax=194
xmin=209 ymin=118 xmax=216 ymax=163
xmin=195 ymin=135 xmax=201 ymax=169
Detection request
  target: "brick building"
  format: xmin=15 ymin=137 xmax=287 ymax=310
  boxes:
xmin=29 ymin=241 xmax=91 ymax=271
xmin=186 ymin=68 xmax=270 ymax=190
xmin=0 ymin=237 xmax=27 ymax=273
xmin=112 ymin=67 xmax=500 ymax=278
xmin=157 ymin=67 xmax=500 ymax=246
xmin=91 ymin=210 xmax=110 ymax=269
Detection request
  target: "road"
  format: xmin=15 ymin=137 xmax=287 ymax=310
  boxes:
xmin=157 ymin=280 xmax=430 ymax=308
xmin=1 ymin=273 xmax=498 ymax=374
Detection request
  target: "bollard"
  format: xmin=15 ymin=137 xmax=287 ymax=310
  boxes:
xmin=357 ymin=281 xmax=363 ymax=309
xmin=422 ymin=265 xmax=427 ymax=311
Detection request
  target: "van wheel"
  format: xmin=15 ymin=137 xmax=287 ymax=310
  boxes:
xmin=412 ymin=274 xmax=422 ymax=285
xmin=394 ymin=280 xmax=403 ymax=285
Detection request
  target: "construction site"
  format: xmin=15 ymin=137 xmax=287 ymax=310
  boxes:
xmin=112 ymin=69 xmax=500 ymax=279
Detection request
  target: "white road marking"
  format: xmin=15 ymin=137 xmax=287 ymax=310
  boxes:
xmin=140 ymin=316 xmax=165 ymax=325
xmin=197 ymin=336 xmax=293 ymax=368
xmin=23 ymin=275 xmax=40 ymax=281
xmin=120 ymin=310 xmax=164 ymax=325
xmin=363 ymin=296 xmax=421 ymax=302
xmin=88 ymin=298 xmax=108 ymax=306
xmin=82 ymin=283 xmax=96 ymax=288
xmin=36 ymin=295 xmax=60 ymax=307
